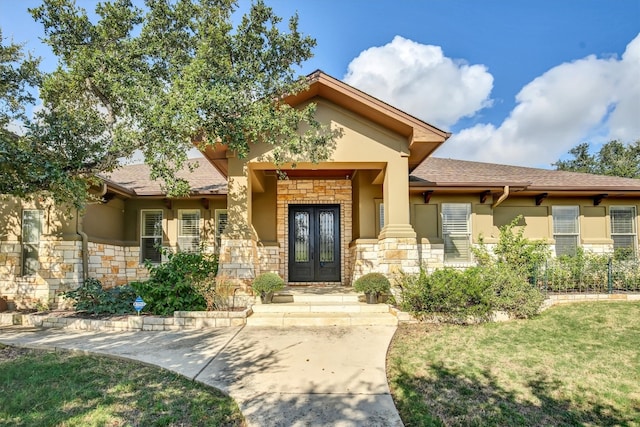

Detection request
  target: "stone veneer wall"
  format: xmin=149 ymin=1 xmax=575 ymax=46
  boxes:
xmin=0 ymin=238 xmax=83 ymax=308
xmin=87 ymin=242 xmax=149 ymax=288
xmin=277 ymin=179 xmax=353 ymax=285
xmin=217 ymin=238 xmax=259 ymax=287
xmin=257 ymin=244 xmax=280 ymax=274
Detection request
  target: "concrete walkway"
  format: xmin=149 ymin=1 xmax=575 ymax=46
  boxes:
xmin=0 ymin=325 xmax=403 ymax=426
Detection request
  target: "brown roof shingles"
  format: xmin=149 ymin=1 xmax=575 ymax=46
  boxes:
xmin=410 ymin=157 xmax=640 ymax=191
xmin=104 ymin=156 xmax=640 ymax=196
xmin=103 ymin=158 xmax=227 ymax=196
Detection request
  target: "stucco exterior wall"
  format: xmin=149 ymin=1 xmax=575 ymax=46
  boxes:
xmin=408 ymin=193 xmax=640 ymax=269
xmin=83 ymin=198 xmax=126 ymax=241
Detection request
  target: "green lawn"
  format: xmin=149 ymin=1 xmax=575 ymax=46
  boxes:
xmin=0 ymin=347 xmax=244 ymax=427
xmin=387 ymin=301 xmax=640 ymax=426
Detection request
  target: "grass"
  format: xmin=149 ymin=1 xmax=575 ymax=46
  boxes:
xmin=387 ymin=301 xmax=640 ymax=426
xmin=0 ymin=347 xmax=245 ymax=427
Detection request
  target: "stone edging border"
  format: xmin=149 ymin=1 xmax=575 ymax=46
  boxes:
xmin=1 ymin=294 xmax=638 ymax=332
xmin=0 ymin=308 xmax=252 ymax=331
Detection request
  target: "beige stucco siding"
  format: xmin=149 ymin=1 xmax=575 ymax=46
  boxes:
xmin=314 ymin=100 xmax=409 ymax=162
xmin=409 ymin=194 xmax=639 ymax=249
xmin=252 ymin=174 xmax=277 ymax=242
xmin=83 ymin=198 xmax=126 ymax=241
xmin=352 ymin=170 xmax=382 ymax=240
xmin=0 ymin=196 xmax=78 ymax=240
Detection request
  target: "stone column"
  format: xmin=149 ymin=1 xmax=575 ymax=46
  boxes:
xmin=217 ymin=159 xmax=259 ymax=287
xmin=378 ymin=159 xmax=420 ymax=276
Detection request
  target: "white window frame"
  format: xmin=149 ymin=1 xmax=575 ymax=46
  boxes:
xmin=140 ymin=209 xmax=163 ymax=263
xmin=610 ymin=206 xmax=637 ymax=257
xmin=441 ymin=203 xmax=472 ymax=263
xmin=552 ymin=206 xmax=580 ymax=257
xmin=215 ymin=209 xmax=228 ymax=252
xmin=21 ymin=209 xmax=42 ymax=276
xmin=177 ymin=209 xmax=201 ymax=253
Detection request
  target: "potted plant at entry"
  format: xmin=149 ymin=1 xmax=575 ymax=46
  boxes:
xmin=251 ymin=272 xmax=285 ymax=304
xmin=353 ymin=272 xmax=391 ymax=304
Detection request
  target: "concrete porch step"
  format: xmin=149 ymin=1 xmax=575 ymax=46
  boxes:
xmin=251 ymin=301 xmax=390 ymax=314
xmin=245 ymin=311 xmax=398 ymax=327
xmin=272 ymin=288 xmax=361 ymax=304
xmin=246 ymin=287 xmax=397 ymax=327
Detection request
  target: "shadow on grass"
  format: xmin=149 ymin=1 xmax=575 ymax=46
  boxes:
xmin=391 ymin=362 xmax=635 ymax=427
xmin=0 ymin=349 xmax=243 ymax=427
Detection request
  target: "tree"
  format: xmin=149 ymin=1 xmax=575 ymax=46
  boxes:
xmin=2 ymin=0 xmax=335 ymax=208
xmin=554 ymin=140 xmax=640 ymax=179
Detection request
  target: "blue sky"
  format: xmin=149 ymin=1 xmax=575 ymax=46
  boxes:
xmin=1 ymin=0 xmax=639 ymax=168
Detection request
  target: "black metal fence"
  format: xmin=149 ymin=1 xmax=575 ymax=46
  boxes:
xmin=532 ymin=257 xmax=640 ymax=294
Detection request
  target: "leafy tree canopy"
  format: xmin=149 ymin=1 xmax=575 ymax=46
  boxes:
xmin=553 ymin=140 xmax=640 ymax=179
xmin=1 ymin=0 xmax=335 ymax=209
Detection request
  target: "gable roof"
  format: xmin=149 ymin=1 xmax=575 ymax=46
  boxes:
xmin=411 ymin=157 xmax=640 ymax=198
xmin=201 ymin=70 xmax=451 ymax=176
xmin=103 ymin=158 xmax=227 ymax=197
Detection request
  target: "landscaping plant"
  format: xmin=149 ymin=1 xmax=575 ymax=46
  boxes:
xmin=251 ymin=272 xmax=285 ymax=302
xmin=398 ymin=216 xmax=548 ymax=322
xmin=131 ymin=250 xmax=218 ymax=315
xmin=62 ymin=278 xmax=137 ymax=315
xmin=353 ymin=272 xmax=391 ymax=297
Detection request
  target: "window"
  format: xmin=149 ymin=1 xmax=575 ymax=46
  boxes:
xmin=553 ymin=206 xmax=579 ymax=257
xmin=178 ymin=210 xmax=200 ymax=252
xmin=215 ymin=209 xmax=228 ymax=252
xmin=141 ymin=210 xmax=163 ymax=263
xmin=375 ymin=200 xmax=384 ymax=235
xmin=22 ymin=210 xmax=42 ymax=276
xmin=610 ymin=206 xmax=637 ymax=257
xmin=442 ymin=203 xmax=471 ymax=263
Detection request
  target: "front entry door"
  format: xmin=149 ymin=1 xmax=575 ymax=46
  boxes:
xmin=288 ymin=205 xmax=340 ymax=282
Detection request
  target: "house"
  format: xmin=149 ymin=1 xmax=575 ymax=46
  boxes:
xmin=1 ymin=71 xmax=639 ymax=309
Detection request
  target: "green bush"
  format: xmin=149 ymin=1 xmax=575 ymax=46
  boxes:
xmin=488 ymin=263 xmax=545 ymax=319
xmin=63 ymin=278 xmax=137 ymax=315
xmin=398 ymin=268 xmax=494 ymax=324
xmin=353 ymin=272 xmax=391 ymax=295
xmin=251 ymin=272 xmax=285 ymax=295
xmin=398 ymin=216 xmax=548 ymax=323
xmin=131 ymin=250 xmax=218 ymax=315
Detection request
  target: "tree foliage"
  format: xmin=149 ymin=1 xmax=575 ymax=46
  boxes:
xmin=554 ymin=140 xmax=640 ymax=179
xmin=1 ymin=0 xmax=335 ymax=208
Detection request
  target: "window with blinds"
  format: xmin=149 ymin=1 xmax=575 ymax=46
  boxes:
xmin=553 ymin=206 xmax=579 ymax=257
xmin=178 ymin=210 xmax=200 ymax=253
xmin=610 ymin=206 xmax=637 ymax=257
xmin=215 ymin=209 xmax=228 ymax=252
xmin=141 ymin=210 xmax=163 ymax=263
xmin=442 ymin=203 xmax=471 ymax=263
xmin=22 ymin=210 xmax=42 ymax=276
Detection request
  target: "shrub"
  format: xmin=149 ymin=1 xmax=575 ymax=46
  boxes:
xmin=131 ymin=250 xmax=218 ymax=315
xmin=192 ymin=273 xmax=239 ymax=311
xmin=251 ymin=272 xmax=285 ymax=295
xmin=353 ymin=272 xmax=391 ymax=296
xmin=63 ymin=278 xmax=137 ymax=315
xmin=488 ymin=263 xmax=545 ymax=319
xmin=397 ymin=268 xmax=494 ymax=324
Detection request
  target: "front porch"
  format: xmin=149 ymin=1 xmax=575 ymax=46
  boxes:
xmin=246 ymin=286 xmax=400 ymax=327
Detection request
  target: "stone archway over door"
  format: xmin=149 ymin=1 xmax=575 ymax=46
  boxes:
xmin=288 ymin=204 xmax=340 ymax=282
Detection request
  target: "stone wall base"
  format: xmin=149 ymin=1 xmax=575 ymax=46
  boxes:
xmin=0 ymin=309 xmax=251 ymax=331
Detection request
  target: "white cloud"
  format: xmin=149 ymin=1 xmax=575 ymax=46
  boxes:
xmin=343 ymin=36 xmax=493 ymax=129
xmin=344 ymin=34 xmax=640 ymax=168
xmin=436 ymin=33 xmax=640 ymax=167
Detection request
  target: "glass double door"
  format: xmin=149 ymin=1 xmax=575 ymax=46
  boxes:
xmin=288 ymin=205 xmax=340 ymax=282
